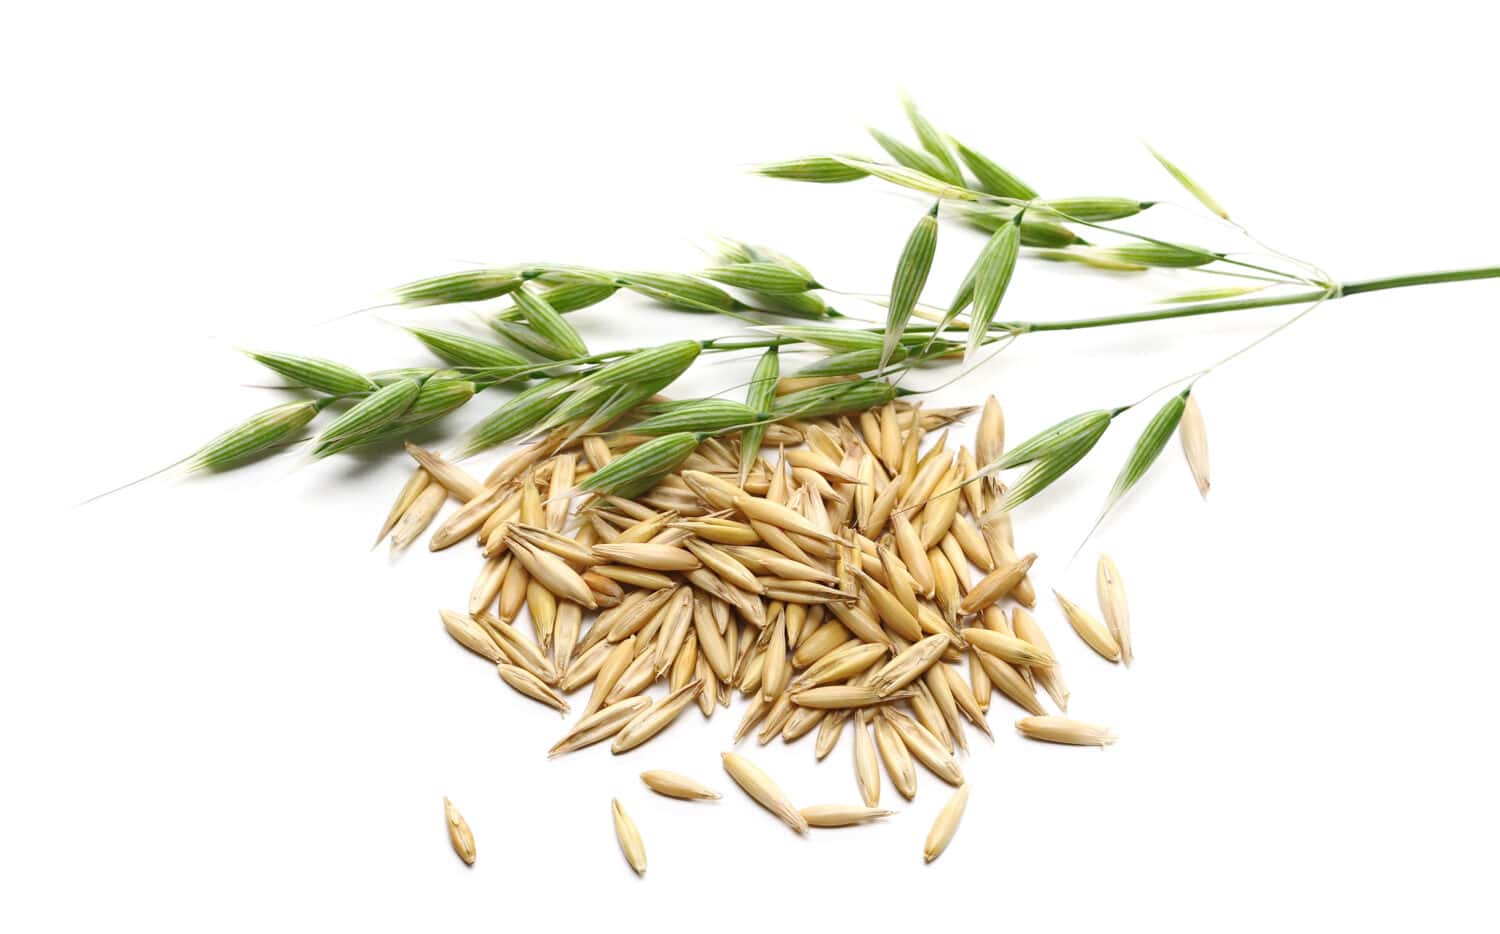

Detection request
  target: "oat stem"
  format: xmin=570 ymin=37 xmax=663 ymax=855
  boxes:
xmin=1005 ymin=264 xmax=1500 ymax=334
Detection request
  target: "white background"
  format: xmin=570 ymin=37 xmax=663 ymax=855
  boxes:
xmin=5 ymin=2 xmax=1499 ymax=931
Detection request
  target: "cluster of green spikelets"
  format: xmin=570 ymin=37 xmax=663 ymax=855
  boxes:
xmin=180 ymin=95 xmax=1251 ymax=521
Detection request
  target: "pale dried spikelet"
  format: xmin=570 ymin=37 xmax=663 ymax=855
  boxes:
xmin=553 ymin=601 xmax=582 ymax=674
xmin=404 ymin=443 xmax=484 ymax=500
xmin=976 ymin=396 xmax=1004 ymax=471
xmin=1015 ymin=715 xmax=1117 ymax=746
xmin=441 ymin=609 xmax=504 ymax=663
xmin=582 ymin=636 xmax=637 ymax=718
xmin=734 ymin=494 xmax=839 ymax=543
xmin=1010 ymin=607 xmax=1067 ymax=711
xmin=761 ymin=613 xmax=790 ymax=701
xmin=497 ymin=663 xmax=570 ymax=713
xmin=870 ymin=634 xmax=949 ymax=697
xmin=959 ymin=553 xmax=1037 ymax=613
xmin=377 ymin=468 xmax=430 ymax=544
xmin=790 ymin=684 xmax=911 ymax=709
xmin=640 ymin=770 xmax=721 ymax=801
xmin=873 ymin=712 xmax=917 ymax=800
xmin=940 ymin=663 xmax=992 ymax=737
xmin=801 ymin=804 xmax=894 ymax=828
xmin=854 ymin=712 xmax=881 ymax=807
xmin=391 ymin=484 xmax=447 ymax=549
xmin=549 ymin=696 xmax=651 ymax=757
xmin=510 ymin=540 xmax=597 ymax=608
xmin=469 ymin=554 xmax=508 ymax=616
xmin=892 ymin=513 xmax=934 ymax=595
xmin=923 ymin=784 xmax=969 ymax=863
xmin=497 ymin=558 xmax=529 ymax=623
xmin=1096 ymin=554 xmax=1133 ymax=666
xmin=756 ymin=692 xmax=796 ymax=744
xmin=611 ymin=799 xmax=647 ymax=876
xmin=429 ymin=484 xmax=509 ymax=551
xmin=1179 ymin=392 xmax=1210 ymax=498
xmin=923 ymin=665 xmax=967 ymax=754
xmin=592 ymin=543 xmax=702 ymax=572
xmin=1053 ymin=590 xmax=1121 ymax=662
xmin=443 ymin=797 xmax=476 ymax=866
xmin=612 ymin=679 xmax=703 ymax=753
xmin=885 ymin=709 xmax=963 ymax=785
xmin=960 ymin=627 xmax=1054 ymax=668
xmin=814 ymin=709 xmax=848 ymax=759
xmin=721 ymin=752 xmax=809 ymax=834
xmin=559 ymin=641 xmax=612 ymax=693
xmin=971 ymin=647 xmax=1045 ymax=717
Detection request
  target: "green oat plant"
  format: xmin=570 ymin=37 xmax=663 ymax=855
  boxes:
xmin=105 ymin=98 xmax=1500 ymax=529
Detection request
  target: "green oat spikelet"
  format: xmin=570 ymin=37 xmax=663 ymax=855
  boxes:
xmin=740 ymin=346 xmax=780 ymax=485
xmin=950 ymin=138 xmax=1038 ymax=201
xmin=882 ymin=202 xmax=940 ymax=369
xmin=510 ymin=285 xmax=589 ymax=358
xmin=579 ymin=432 xmax=703 ymax=499
xmin=312 ymin=378 xmax=422 ymax=452
xmin=405 ymin=327 xmax=530 ymax=370
xmin=753 ymin=156 xmax=870 ymax=183
xmin=243 ymin=351 xmax=376 ymax=395
xmin=1145 ymin=143 xmax=1230 ymax=219
xmin=185 ymin=400 xmax=324 ymax=472
xmin=701 ymin=263 xmax=820 ymax=294
xmin=900 ymin=95 xmax=964 ymax=185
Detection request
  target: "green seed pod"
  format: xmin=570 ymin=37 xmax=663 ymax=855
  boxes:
xmin=754 ymin=156 xmax=871 ymax=183
xmin=966 ymin=215 xmax=1022 ymax=360
xmin=1105 ymin=389 xmax=1189 ymax=508
xmin=521 ymin=263 xmax=617 ymax=286
xmin=493 ymin=281 xmax=618 ymax=321
xmin=901 ymin=95 xmax=964 ymax=186
xmin=311 ymin=383 xmax=476 ymax=459
xmin=1033 ymin=249 xmax=1148 ymax=273
xmin=701 ymin=263 xmax=820 ymax=294
xmin=243 ymin=351 xmax=376 ymax=395
xmin=831 ymin=157 xmax=980 ymax=202
xmin=510 ymin=285 xmax=589 ymax=358
xmin=628 ymin=399 xmax=760 ymax=435
xmin=742 ymin=243 xmax=816 ymax=282
xmin=1155 ymin=284 xmax=1267 ymax=304
xmin=1033 ymin=198 xmax=1152 ymax=222
xmin=745 ymin=290 xmax=834 ymax=319
xmin=537 ymin=383 xmax=613 ymax=435
xmin=454 ymin=377 xmax=575 ymax=458
xmin=994 ymin=409 xmax=1117 ymax=471
xmin=740 ymin=346 xmax=780 ymax=485
xmin=794 ymin=347 xmax=905 ymax=377
xmin=1145 ymin=143 xmax=1229 ymax=220
xmin=394 ymin=267 xmax=525 ymax=306
xmin=587 ymin=340 xmax=702 ymax=391
xmin=579 ymin=432 xmax=703 ymax=499
xmin=1095 ymin=243 xmax=1216 ymax=268
xmin=405 ymin=327 xmax=530 ymax=370
xmin=957 ymin=205 xmax=1082 ymax=248
xmin=487 ymin=319 xmax=576 ymax=361
xmin=314 ymin=378 xmax=421 ymax=449
xmin=367 ymin=367 xmax=439 ymax=385
xmin=185 ymin=400 xmax=322 ymax=471
xmin=616 ymin=272 xmax=741 ymax=314
xmin=868 ymin=128 xmax=960 ymax=186
xmin=951 ymin=139 xmax=1038 ymax=201
xmin=772 ymin=379 xmax=898 ymax=418
xmin=768 ymin=326 xmax=882 ymax=354
xmin=882 ymin=203 xmax=940 ymax=368
xmin=397 ymin=379 xmax=477 ymax=427
xmin=1001 ymin=421 xmax=1110 ymax=512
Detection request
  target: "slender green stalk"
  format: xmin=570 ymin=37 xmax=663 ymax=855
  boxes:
xmin=1004 ymin=265 xmax=1500 ymax=334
